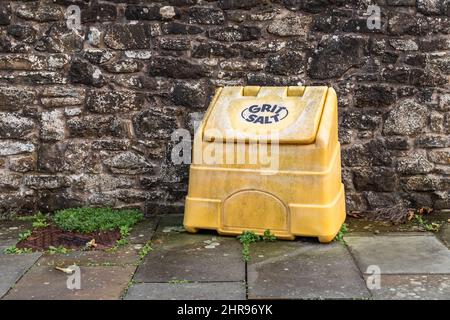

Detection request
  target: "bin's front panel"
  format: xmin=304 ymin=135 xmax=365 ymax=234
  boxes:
xmin=203 ymin=86 xmax=329 ymax=144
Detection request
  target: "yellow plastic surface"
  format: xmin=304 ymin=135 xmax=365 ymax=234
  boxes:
xmin=203 ymin=86 xmax=326 ymax=144
xmin=184 ymin=86 xmax=346 ymax=243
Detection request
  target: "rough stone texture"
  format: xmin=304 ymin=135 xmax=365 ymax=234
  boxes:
xmin=383 ymin=100 xmax=428 ymax=136
xmin=0 ymin=1 xmax=448 ymax=218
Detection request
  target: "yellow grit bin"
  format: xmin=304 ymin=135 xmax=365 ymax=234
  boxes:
xmin=183 ymin=86 xmax=346 ymax=243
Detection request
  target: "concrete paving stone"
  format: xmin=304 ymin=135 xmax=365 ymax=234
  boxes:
xmin=4 ymin=265 xmax=136 ymax=300
xmin=134 ymin=215 xmax=244 ymax=282
xmin=124 ymin=282 xmax=246 ymax=300
xmin=366 ymin=274 xmax=450 ymax=300
xmin=346 ymin=235 xmax=450 ymax=274
xmin=37 ymin=245 xmax=140 ymax=267
xmin=0 ymin=251 xmax=42 ymax=298
xmin=156 ymin=214 xmax=183 ymax=229
xmin=247 ymin=241 xmax=370 ymax=300
xmin=128 ymin=216 xmax=159 ymax=244
xmin=134 ymin=231 xmax=245 ymax=282
xmin=152 ymin=215 xmax=225 ymax=249
xmin=0 ymin=238 xmax=19 ymax=250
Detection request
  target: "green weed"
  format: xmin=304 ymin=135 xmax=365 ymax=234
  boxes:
xmin=237 ymin=229 xmax=276 ymax=262
xmin=139 ymin=241 xmax=153 ymax=260
xmin=3 ymin=246 xmax=33 ymax=254
xmin=335 ymin=223 xmax=348 ymax=244
xmin=53 ymin=207 xmax=143 ymax=233
xmin=32 ymin=214 xmax=49 ymax=229
xmin=116 ymin=225 xmax=131 ymax=246
xmin=47 ymin=245 xmax=70 ymax=255
xmin=18 ymin=230 xmax=32 ymax=242
xmin=414 ymin=214 xmax=440 ymax=232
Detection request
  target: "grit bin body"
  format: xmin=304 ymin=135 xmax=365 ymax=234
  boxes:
xmin=184 ymin=86 xmax=345 ymax=243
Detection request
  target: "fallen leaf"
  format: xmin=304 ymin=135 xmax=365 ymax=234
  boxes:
xmin=348 ymin=212 xmax=363 ymax=219
xmin=85 ymin=239 xmax=97 ymax=250
xmin=55 ymin=266 xmax=74 ymax=274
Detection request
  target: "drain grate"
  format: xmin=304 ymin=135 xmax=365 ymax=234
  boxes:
xmin=16 ymin=225 xmax=121 ymax=251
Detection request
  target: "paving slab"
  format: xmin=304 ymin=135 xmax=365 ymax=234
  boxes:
xmin=247 ymin=241 xmax=370 ymax=299
xmin=134 ymin=233 xmax=245 ymax=282
xmin=0 ymin=251 xmax=42 ymax=298
xmin=346 ymin=235 xmax=450 ymax=274
xmin=0 ymin=238 xmax=19 ymax=251
xmin=0 ymin=220 xmax=32 ymax=240
xmin=128 ymin=217 xmax=159 ymax=244
xmin=37 ymin=245 xmax=140 ymax=267
xmin=134 ymin=215 xmax=244 ymax=282
xmin=124 ymin=282 xmax=246 ymax=300
xmin=366 ymin=275 xmax=450 ymax=300
xmin=4 ymin=265 xmax=136 ymax=300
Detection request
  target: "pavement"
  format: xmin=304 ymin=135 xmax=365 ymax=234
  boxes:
xmin=1 ymin=214 xmax=450 ymax=300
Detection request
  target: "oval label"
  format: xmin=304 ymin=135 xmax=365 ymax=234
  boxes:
xmin=240 ymin=104 xmax=289 ymax=124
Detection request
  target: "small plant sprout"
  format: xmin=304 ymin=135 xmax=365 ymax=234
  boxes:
xmin=47 ymin=245 xmax=70 ymax=255
xmin=139 ymin=241 xmax=153 ymax=260
xmin=121 ymin=280 xmax=136 ymax=299
xmin=18 ymin=230 xmax=32 ymax=242
xmin=408 ymin=207 xmax=440 ymax=232
xmin=414 ymin=214 xmax=440 ymax=232
xmin=32 ymin=215 xmax=49 ymax=229
xmin=335 ymin=223 xmax=348 ymax=244
xmin=237 ymin=229 xmax=276 ymax=262
xmin=263 ymin=229 xmax=277 ymax=242
xmin=3 ymin=246 xmax=33 ymax=254
xmin=116 ymin=225 xmax=132 ymax=246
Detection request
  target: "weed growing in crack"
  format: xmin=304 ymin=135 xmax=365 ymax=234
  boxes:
xmin=139 ymin=241 xmax=153 ymax=260
xmin=237 ymin=229 xmax=276 ymax=262
xmin=121 ymin=280 xmax=136 ymax=299
xmin=413 ymin=214 xmax=441 ymax=232
xmin=334 ymin=223 xmax=348 ymax=244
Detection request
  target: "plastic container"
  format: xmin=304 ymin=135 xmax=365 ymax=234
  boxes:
xmin=184 ymin=86 xmax=345 ymax=243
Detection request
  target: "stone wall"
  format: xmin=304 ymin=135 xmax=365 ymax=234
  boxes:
xmin=0 ymin=0 xmax=448 ymax=218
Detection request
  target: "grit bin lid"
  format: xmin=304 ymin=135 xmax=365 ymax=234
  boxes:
xmin=202 ymin=86 xmax=329 ymax=144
